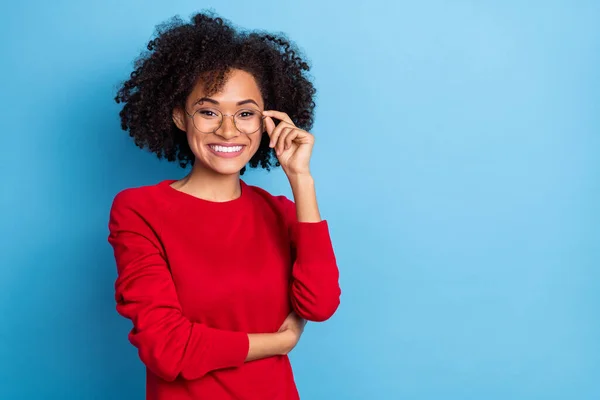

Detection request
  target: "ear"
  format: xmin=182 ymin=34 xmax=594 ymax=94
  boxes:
xmin=172 ymin=106 xmax=187 ymax=132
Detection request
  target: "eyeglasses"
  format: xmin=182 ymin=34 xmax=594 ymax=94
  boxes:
xmin=184 ymin=107 xmax=264 ymax=135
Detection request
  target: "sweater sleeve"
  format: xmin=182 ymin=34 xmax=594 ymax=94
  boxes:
xmin=107 ymin=190 xmax=250 ymax=382
xmin=278 ymin=196 xmax=341 ymax=322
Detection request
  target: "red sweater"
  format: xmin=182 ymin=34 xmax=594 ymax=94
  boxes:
xmin=107 ymin=179 xmax=341 ymax=399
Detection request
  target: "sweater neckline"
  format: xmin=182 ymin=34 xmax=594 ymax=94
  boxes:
xmin=158 ymin=178 xmax=251 ymax=208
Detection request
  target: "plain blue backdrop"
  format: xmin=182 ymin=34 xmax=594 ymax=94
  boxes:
xmin=1 ymin=1 xmax=599 ymax=399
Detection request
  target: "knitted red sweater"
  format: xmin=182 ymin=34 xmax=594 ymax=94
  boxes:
xmin=107 ymin=179 xmax=341 ymax=399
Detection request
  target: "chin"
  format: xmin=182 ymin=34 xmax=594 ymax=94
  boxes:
xmin=210 ymin=163 xmax=247 ymax=176
xmin=199 ymin=156 xmax=251 ymax=176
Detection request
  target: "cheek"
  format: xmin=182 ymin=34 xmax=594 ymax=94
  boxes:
xmin=186 ymin=131 xmax=208 ymax=157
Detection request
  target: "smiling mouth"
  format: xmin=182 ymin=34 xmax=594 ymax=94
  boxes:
xmin=207 ymin=144 xmax=246 ymax=158
xmin=209 ymin=144 xmax=244 ymax=153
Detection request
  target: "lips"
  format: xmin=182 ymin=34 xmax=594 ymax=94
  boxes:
xmin=207 ymin=143 xmax=246 ymax=158
xmin=209 ymin=144 xmax=244 ymax=153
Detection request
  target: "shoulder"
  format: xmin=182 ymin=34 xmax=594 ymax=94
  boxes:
xmin=109 ymin=180 xmax=170 ymax=218
xmin=107 ymin=182 xmax=169 ymax=251
xmin=244 ymin=182 xmax=297 ymax=224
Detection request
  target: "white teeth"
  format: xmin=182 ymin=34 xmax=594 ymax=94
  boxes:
xmin=210 ymin=145 xmax=243 ymax=153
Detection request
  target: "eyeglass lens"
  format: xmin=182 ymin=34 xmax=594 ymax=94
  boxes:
xmin=192 ymin=108 xmax=262 ymax=134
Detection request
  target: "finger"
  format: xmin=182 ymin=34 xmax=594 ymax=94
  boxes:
xmin=270 ymin=121 xmax=293 ymax=149
xmin=262 ymin=110 xmax=295 ymax=126
xmin=277 ymin=127 xmax=294 ymax=155
xmin=279 ymin=127 xmax=297 ymax=155
xmin=278 ymin=313 xmax=295 ymax=332
xmin=263 ymin=115 xmax=276 ymax=137
xmin=284 ymin=129 xmax=299 ymax=151
xmin=277 ymin=320 xmax=288 ymax=332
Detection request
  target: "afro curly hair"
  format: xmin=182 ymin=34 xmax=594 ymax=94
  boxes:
xmin=114 ymin=10 xmax=317 ymax=175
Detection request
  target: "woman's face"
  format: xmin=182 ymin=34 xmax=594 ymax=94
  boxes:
xmin=172 ymin=68 xmax=265 ymax=176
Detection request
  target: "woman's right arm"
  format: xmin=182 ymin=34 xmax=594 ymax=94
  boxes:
xmin=246 ymin=332 xmax=293 ymax=361
xmin=108 ymin=190 xmax=294 ymax=382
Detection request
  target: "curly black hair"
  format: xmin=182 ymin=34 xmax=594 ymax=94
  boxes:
xmin=114 ymin=10 xmax=317 ymax=174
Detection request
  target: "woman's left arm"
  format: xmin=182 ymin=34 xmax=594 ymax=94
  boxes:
xmin=287 ymin=175 xmax=341 ymax=322
xmin=263 ymin=110 xmax=341 ymax=322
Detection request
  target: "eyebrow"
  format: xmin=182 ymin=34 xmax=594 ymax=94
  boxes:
xmin=193 ymin=97 xmax=260 ymax=107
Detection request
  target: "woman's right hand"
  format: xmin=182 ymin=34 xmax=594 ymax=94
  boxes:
xmin=277 ymin=311 xmax=307 ymax=354
xmin=246 ymin=312 xmax=307 ymax=361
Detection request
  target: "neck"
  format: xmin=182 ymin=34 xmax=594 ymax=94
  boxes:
xmin=173 ymin=162 xmax=242 ymax=202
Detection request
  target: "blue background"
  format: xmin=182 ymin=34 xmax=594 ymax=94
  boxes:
xmin=1 ymin=1 xmax=599 ymax=399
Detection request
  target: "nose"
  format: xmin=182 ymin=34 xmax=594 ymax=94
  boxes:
xmin=214 ymin=114 xmax=239 ymax=139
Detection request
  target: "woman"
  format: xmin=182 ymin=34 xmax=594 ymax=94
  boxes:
xmin=107 ymin=11 xmax=341 ymax=400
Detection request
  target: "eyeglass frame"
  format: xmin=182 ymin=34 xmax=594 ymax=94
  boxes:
xmin=183 ymin=106 xmax=266 ymax=135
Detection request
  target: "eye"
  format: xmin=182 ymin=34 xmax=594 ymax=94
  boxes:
xmin=197 ymin=109 xmax=220 ymax=118
xmin=238 ymin=110 xmax=256 ymax=119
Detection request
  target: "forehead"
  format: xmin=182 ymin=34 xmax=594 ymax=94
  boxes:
xmin=190 ymin=69 xmax=263 ymax=106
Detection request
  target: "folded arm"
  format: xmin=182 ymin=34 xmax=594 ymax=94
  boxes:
xmin=108 ymin=190 xmax=293 ymax=382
